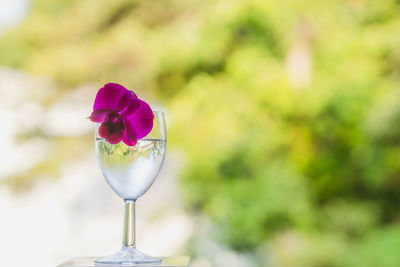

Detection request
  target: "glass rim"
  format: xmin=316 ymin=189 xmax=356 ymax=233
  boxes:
xmin=94 ymin=110 xmax=164 ymax=125
xmin=95 ymin=110 xmax=166 ymax=142
xmin=152 ymin=110 xmax=164 ymax=115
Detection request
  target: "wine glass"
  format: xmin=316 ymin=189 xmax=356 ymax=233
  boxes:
xmin=94 ymin=111 xmax=166 ymax=265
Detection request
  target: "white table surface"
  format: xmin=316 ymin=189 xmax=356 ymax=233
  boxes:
xmin=58 ymin=256 xmax=191 ymax=267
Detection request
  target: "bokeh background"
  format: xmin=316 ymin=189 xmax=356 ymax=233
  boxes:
xmin=1 ymin=0 xmax=400 ymax=266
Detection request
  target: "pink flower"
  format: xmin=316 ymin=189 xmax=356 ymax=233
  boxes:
xmin=89 ymin=83 xmax=154 ymax=146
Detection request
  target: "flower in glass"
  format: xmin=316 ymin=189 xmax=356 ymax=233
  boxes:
xmin=89 ymin=83 xmax=154 ymax=146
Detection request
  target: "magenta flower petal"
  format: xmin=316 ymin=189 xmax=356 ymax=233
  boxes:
xmin=93 ymin=83 xmax=137 ymax=112
xmin=89 ymin=83 xmax=154 ymax=146
xmin=99 ymin=120 xmax=125 ymax=144
xmin=89 ymin=109 xmax=113 ymax=123
xmin=123 ymin=99 xmax=154 ymax=141
xmin=121 ymin=98 xmax=141 ymax=117
xmin=122 ymin=136 xmax=138 ymax=146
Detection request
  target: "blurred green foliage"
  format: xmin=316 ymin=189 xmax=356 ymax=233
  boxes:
xmin=1 ymin=0 xmax=400 ymax=266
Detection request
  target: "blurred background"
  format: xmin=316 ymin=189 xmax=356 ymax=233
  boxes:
xmin=1 ymin=0 xmax=400 ymax=266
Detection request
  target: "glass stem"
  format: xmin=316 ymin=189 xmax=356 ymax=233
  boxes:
xmin=123 ymin=200 xmax=136 ymax=248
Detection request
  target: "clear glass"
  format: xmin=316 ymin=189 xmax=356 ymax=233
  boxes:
xmin=95 ymin=111 xmax=166 ymax=265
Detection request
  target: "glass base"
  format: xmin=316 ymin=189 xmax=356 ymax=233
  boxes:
xmin=95 ymin=247 xmax=161 ymax=265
